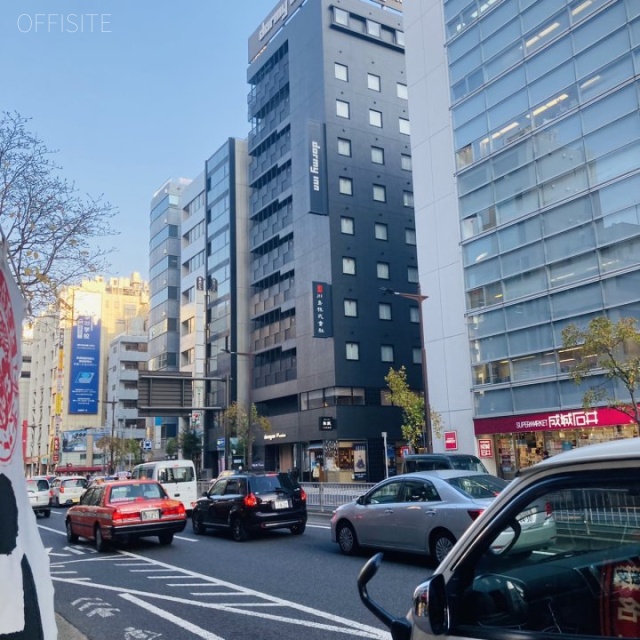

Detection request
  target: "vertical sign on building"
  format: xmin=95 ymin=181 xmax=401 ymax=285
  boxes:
xmin=307 ymin=121 xmax=328 ymax=215
xmin=69 ymin=291 xmax=101 ymax=414
xmin=312 ymin=282 xmax=333 ymax=338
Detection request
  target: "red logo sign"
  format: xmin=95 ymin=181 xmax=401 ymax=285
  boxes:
xmin=444 ymin=430 xmax=458 ymax=451
xmin=0 ymin=269 xmax=19 ymax=464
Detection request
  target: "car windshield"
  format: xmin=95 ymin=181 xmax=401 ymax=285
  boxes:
xmin=446 ymin=474 xmax=507 ymax=499
xmin=449 ymin=456 xmax=489 ymax=473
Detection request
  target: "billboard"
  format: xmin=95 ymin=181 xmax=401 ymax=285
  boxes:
xmin=68 ymin=291 xmax=102 ymax=414
xmin=308 ymin=121 xmax=328 ymax=215
xmin=312 ymin=282 xmax=333 ymax=338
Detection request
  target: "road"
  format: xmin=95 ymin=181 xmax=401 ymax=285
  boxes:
xmin=39 ymin=508 xmax=433 ymax=640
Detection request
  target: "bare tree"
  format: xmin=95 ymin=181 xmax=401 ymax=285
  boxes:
xmin=0 ymin=111 xmax=118 ymax=314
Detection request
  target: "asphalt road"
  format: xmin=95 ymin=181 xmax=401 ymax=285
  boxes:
xmin=39 ymin=508 xmax=434 ymax=640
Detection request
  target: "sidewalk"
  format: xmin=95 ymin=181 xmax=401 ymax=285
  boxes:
xmin=56 ymin=613 xmax=89 ymax=640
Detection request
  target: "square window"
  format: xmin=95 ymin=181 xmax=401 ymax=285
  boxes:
xmin=408 ymin=266 xmax=418 ymax=283
xmin=339 ymin=177 xmax=353 ymax=195
xmin=346 ymin=342 xmax=360 ymax=360
xmin=334 ymin=7 xmax=349 ymax=26
xmin=341 ymin=217 xmax=354 ymax=234
xmin=369 ymin=109 xmax=383 ymax=127
xmin=337 ymin=100 xmax=350 ymax=119
xmin=375 ymin=223 xmax=388 ymax=240
xmin=344 ymin=299 xmax=358 ymax=317
xmin=343 ymin=257 xmax=356 ymax=275
xmin=381 ymin=345 xmax=394 ymax=362
xmin=338 ymin=138 xmax=351 ymax=156
xmin=371 ymin=146 xmax=384 ymax=164
xmin=373 ymin=184 xmax=386 ymax=202
xmin=367 ymin=73 xmax=381 ymax=91
xmin=377 ymin=262 xmax=390 ymax=279
xmin=405 ymin=228 xmax=416 ymax=245
xmin=401 ymin=154 xmax=412 ymax=171
xmin=367 ymin=20 xmax=381 ymax=37
xmin=379 ymin=302 xmax=392 ymax=320
xmin=335 ymin=63 xmax=348 ymax=81
xmin=399 ymin=118 xmax=411 ymax=135
xmin=397 ymin=83 xmax=408 ymax=100
xmin=403 ymin=191 xmax=414 ymax=207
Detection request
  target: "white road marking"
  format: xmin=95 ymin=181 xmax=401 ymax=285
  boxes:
xmin=119 ymin=594 xmax=225 ymax=640
xmin=174 ymin=535 xmax=197 ymax=542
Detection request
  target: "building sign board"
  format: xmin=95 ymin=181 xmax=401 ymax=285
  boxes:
xmin=308 ymin=121 xmax=328 ymax=215
xmin=444 ymin=430 xmax=458 ymax=450
xmin=319 ymin=417 xmax=335 ymax=431
xmin=478 ymin=439 xmax=493 ymax=458
xmin=474 ymin=407 xmax=635 ymax=436
xmin=312 ymin=282 xmax=333 ymax=338
xmin=68 ymin=315 xmax=101 ymax=414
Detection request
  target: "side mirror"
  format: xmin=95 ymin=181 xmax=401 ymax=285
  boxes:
xmin=357 ymin=553 xmax=411 ymax=640
xmin=412 ymin=573 xmax=448 ymax=636
xmin=489 ymin=521 xmax=521 ymax=555
xmin=201 ymin=491 xmax=208 ymax=497
xmin=356 ymin=495 xmax=366 ymax=505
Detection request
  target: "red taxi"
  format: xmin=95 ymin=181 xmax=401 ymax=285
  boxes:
xmin=65 ymin=479 xmax=186 ymax=552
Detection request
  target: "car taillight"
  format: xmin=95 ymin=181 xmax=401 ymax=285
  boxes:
xmin=467 ymin=509 xmax=484 ymax=521
xmin=59 ymin=486 xmax=65 ymax=493
xmin=545 ymin=501 xmax=553 ymax=518
xmin=300 ymin=487 xmax=307 ymax=502
xmin=111 ymin=509 xmax=124 ymax=522
xmin=163 ymin=504 xmax=185 ymax=517
xmin=244 ymin=493 xmax=258 ymax=508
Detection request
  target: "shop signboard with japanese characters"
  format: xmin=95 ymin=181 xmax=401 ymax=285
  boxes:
xmin=312 ymin=281 xmax=333 ymax=338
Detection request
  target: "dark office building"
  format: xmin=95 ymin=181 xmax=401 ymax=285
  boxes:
xmin=246 ymin=0 xmax=419 ymax=482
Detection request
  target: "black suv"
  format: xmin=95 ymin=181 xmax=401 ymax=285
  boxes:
xmin=191 ymin=472 xmax=307 ymax=541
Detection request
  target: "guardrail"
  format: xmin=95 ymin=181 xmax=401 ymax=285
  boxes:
xmin=197 ymin=480 xmax=373 ymax=512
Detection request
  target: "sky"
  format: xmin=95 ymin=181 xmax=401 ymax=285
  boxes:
xmin=1 ymin=0 xmax=277 ymax=280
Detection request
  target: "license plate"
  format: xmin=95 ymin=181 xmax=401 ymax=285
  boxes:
xmin=141 ymin=509 xmax=160 ymax=521
xmin=274 ymin=499 xmax=290 ymax=510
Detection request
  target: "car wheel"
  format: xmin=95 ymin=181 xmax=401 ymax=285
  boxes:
xmin=94 ymin=525 xmax=108 ymax=552
xmin=44 ymin=510 xmax=51 ymax=518
xmin=192 ymin=513 xmax=205 ymax=535
xmin=337 ymin=522 xmax=359 ymax=555
xmin=158 ymin=533 xmax=173 ymax=546
xmin=430 ymin=530 xmax=456 ymax=564
xmin=290 ymin=523 xmax=306 ymax=536
xmin=231 ymin=517 xmax=248 ymax=542
xmin=66 ymin=520 xmax=79 ymax=544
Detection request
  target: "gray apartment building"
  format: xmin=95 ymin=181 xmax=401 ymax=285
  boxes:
xmin=244 ymin=0 xmax=420 ymax=482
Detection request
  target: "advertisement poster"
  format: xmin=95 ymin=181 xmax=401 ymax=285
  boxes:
xmin=68 ymin=291 xmax=102 ymax=414
xmin=353 ymin=443 xmax=367 ymax=481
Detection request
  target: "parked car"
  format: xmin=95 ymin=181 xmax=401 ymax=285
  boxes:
xmin=331 ymin=471 xmax=514 ymax=564
xmin=356 ymin=438 xmax=640 ymax=640
xmin=191 ymin=471 xmax=307 ymax=541
xmin=50 ymin=475 xmax=88 ymax=507
xmin=400 ymin=453 xmax=489 ymax=474
xmin=26 ymin=477 xmax=51 ymax=518
xmin=65 ymin=479 xmax=187 ymax=552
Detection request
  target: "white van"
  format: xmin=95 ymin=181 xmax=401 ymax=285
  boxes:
xmin=131 ymin=460 xmax=197 ymax=512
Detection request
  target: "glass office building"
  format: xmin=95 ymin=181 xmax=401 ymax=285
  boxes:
xmin=405 ymin=0 xmax=640 ymax=475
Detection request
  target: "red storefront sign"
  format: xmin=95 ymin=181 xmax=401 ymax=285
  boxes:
xmin=475 ymin=407 xmax=635 ymax=436
xmin=478 ymin=439 xmax=493 ymax=458
xmin=444 ymin=430 xmax=458 ymax=450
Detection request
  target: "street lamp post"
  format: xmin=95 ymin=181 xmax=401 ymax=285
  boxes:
xmin=222 ymin=349 xmax=254 ymax=469
xmin=380 ymin=286 xmax=433 ymax=453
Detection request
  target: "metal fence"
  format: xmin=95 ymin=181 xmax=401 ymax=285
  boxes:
xmin=197 ymin=480 xmax=372 ymax=512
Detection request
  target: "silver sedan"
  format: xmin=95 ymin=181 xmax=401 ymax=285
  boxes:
xmin=330 ymin=470 xmax=507 ymax=564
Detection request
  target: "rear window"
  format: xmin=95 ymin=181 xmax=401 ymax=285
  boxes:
xmin=250 ymin=473 xmax=299 ymax=495
xmin=157 ymin=466 xmax=194 ymax=483
xmin=446 ymin=474 xmax=507 ymax=499
xmin=63 ymin=479 xmax=87 ymax=488
xmin=27 ymin=480 xmax=49 ymax=492
xmin=449 ymin=456 xmax=489 ymax=473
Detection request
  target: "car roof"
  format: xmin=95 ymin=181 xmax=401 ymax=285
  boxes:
xmin=404 ymin=453 xmax=480 ymax=459
xmin=524 ymin=436 xmax=640 ymax=473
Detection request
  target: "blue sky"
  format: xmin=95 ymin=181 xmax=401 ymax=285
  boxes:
xmin=1 ymin=1 xmax=275 ymax=279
